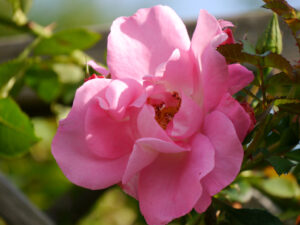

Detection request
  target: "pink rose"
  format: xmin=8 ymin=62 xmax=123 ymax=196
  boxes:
xmin=52 ymin=6 xmax=254 ymax=225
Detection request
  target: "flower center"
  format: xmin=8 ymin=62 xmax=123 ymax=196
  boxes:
xmin=148 ymin=92 xmax=181 ymax=129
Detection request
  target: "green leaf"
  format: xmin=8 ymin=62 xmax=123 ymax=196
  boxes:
xmin=256 ymin=13 xmax=282 ymax=54
xmin=241 ymin=40 xmax=256 ymax=55
xmin=222 ymin=180 xmax=252 ymax=203
xmin=52 ymin=63 xmax=84 ymax=83
xmin=263 ymin=0 xmax=298 ymax=19
xmin=217 ymin=43 xmax=258 ymax=65
xmin=25 ymin=65 xmax=60 ymax=102
xmin=0 ymin=60 xmax=24 ymax=90
xmin=34 ymin=28 xmax=101 ymax=55
xmin=286 ymin=149 xmax=300 ymax=162
xmin=217 ymin=44 xmax=293 ymax=78
xmin=226 ymin=208 xmax=283 ymax=225
xmin=0 ymin=97 xmax=38 ymax=157
xmin=261 ymin=177 xmax=299 ymax=198
xmin=263 ymin=53 xmax=293 ymax=77
xmin=267 ymin=156 xmax=296 ymax=175
xmin=267 ymin=72 xmax=300 ymax=98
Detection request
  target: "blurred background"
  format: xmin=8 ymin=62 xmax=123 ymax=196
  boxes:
xmin=0 ymin=1 xmax=300 ymax=225
xmin=0 ymin=0 xmax=300 ymax=32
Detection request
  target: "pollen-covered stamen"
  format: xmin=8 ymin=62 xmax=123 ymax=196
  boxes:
xmin=148 ymin=92 xmax=181 ymax=129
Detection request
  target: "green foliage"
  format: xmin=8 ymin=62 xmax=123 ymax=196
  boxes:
xmin=24 ymin=64 xmax=60 ymax=102
xmin=267 ymin=72 xmax=300 ymax=98
xmin=0 ymin=60 xmax=25 ymax=97
xmin=34 ymin=28 xmax=101 ymax=55
xmin=217 ymin=44 xmax=293 ymax=78
xmin=256 ymin=13 xmax=282 ymax=54
xmin=267 ymin=156 xmax=296 ymax=175
xmin=286 ymin=149 xmax=300 ymax=162
xmin=261 ymin=177 xmax=299 ymax=198
xmin=0 ymin=97 xmax=38 ymax=157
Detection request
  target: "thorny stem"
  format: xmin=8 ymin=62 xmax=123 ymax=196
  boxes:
xmin=17 ymin=37 xmax=41 ymax=61
xmin=0 ymin=15 xmax=52 ymax=38
xmin=242 ymin=88 xmax=261 ymax=103
xmin=258 ymin=65 xmax=267 ymax=109
xmin=242 ymin=102 xmax=275 ymax=169
xmin=242 ymin=141 xmax=280 ymax=171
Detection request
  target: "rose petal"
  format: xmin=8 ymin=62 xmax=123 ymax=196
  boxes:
xmin=202 ymin=111 xmax=244 ymax=195
xmin=218 ymin=19 xmax=234 ymax=28
xmin=137 ymin=104 xmax=172 ymax=142
xmin=101 ymin=79 xmax=143 ymax=120
xmin=52 ymin=79 xmax=130 ymax=190
xmin=194 ymin=188 xmax=212 ymax=213
xmin=191 ymin=10 xmax=229 ymax=112
xmin=200 ymin=35 xmax=229 ymax=113
xmin=228 ymin=63 xmax=254 ymax=95
xmin=122 ymin=137 xmax=189 ymax=184
xmin=85 ymin=102 xmax=135 ymax=159
xmin=138 ymin=134 xmax=215 ymax=225
xmin=87 ymin=60 xmax=110 ymax=76
xmin=107 ymin=5 xmax=190 ymax=81
xmin=159 ymin=49 xmax=196 ymax=95
xmin=168 ymin=92 xmax=203 ymax=139
xmin=191 ymin=9 xmax=222 ymax=58
xmin=216 ymin=93 xmax=251 ymax=141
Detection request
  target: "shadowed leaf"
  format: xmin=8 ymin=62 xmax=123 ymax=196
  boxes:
xmin=217 ymin=43 xmax=293 ymax=78
xmin=267 ymin=156 xmax=296 ymax=175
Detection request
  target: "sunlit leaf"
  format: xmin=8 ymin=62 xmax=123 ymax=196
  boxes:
xmin=52 ymin=63 xmax=84 ymax=83
xmin=222 ymin=179 xmax=252 ymax=203
xmin=34 ymin=28 xmax=101 ymax=55
xmin=0 ymin=97 xmax=38 ymax=157
xmin=261 ymin=177 xmax=299 ymax=198
xmin=241 ymin=40 xmax=256 ymax=55
xmin=256 ymin=13 xmax=282 ymax=54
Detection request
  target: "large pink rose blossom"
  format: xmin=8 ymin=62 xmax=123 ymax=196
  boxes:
xmin=52 ymin=5 xmax=254 ymax=225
